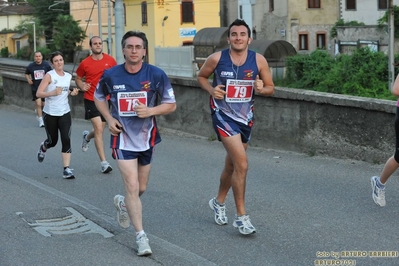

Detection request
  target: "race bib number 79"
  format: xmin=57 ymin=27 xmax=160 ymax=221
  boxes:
xmin=225 ymin=79 xmax=254 ymax=103
xmin=117 ymin=91 xmax=147 ymax=116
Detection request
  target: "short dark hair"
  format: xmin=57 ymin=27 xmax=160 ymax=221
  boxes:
xmin=121 ymin=31 xmax=148 ymax=49
xmin=89 ymin=36 xmax=102 ymax=46
xmin=49 ymin=51 xmax=63 ymax=63
xmin=228 ymin=19 xmax=251 ymax=38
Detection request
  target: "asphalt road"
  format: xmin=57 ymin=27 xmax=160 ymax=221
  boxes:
xmin=1 ymin=104 xmax=399 ymax=266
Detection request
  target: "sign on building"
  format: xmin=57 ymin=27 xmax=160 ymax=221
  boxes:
xmin=180 ymin=28 xmax=196 ymax=38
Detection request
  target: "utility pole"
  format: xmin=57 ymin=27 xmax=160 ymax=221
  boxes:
xmin=97 ymin=0 xmax=102 ymax=40
xmin=107 ymin=0 xmax=112 ymax=55
xmin=389 ymin=0 xmax=395 ymax=90
xmin=29 ymin=21 xmax=36 ymax=53
xmin=114 ymin=0 xmax=124 ymax=63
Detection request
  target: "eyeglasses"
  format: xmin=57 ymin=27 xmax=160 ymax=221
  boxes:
xmin=125 ymin=45 xmax=145 ymax=51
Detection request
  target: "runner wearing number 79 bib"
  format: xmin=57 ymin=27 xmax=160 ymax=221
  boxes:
xmin=197 ymin=18 xmax=274 ymax=235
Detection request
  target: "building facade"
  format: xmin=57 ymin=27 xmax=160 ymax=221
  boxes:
xmin=71 ymin=0 xmax=112 ymax=53
xmin=220 ymin=1 xmax=399 ymax=56
xmin=0 ymin=4 xmax=34 ymax=55
xmin=339 ymin=0 xmax=399 ymax=25
xmin=124 ymin=0 xmax=220 ymax=64
xmin=70 ymin=0 xmax=220 ymax=64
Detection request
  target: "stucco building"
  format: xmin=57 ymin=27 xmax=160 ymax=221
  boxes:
xmin=0 ymin=3 xmax=34 ymax=55
xmin=221 ymin=0 xmax=398 ymax=56
xmin=70 ymin=0 xmax=220 ymax=64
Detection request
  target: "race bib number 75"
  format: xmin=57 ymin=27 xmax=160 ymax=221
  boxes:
xmin=225 ymin=79 xmax=254 ymax=103
xmin=117 ymin=91 xmax=147 ymax=116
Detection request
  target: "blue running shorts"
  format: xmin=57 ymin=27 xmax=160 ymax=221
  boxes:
xmin=111 ymin=147 xmax=154 ymax=165
xmin=211 ymin=110 xmax=252 ymax=143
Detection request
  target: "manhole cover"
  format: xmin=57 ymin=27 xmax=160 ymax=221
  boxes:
xmin=16 ymin=207 xmax=113 ymax=238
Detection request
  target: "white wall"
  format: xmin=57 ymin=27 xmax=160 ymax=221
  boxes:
xmin=340 ymin=0 xmax=399 ymax=25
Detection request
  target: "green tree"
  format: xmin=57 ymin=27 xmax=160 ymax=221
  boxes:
xmin=0 ymin=47 xmax=9 ymax=57
xmin=26 ymin=0 xmax=69 ymax=45
xmin=52 ymin=14 xmax=86 ymax=62
xmin=14 ymin=19 xmax=46 ymax=59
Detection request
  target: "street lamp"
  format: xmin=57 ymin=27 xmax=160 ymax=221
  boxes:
xmin=162 ymin=16 xmax=168 ymax=47
xmin=28 ymin=21 xmax=36 ymax=52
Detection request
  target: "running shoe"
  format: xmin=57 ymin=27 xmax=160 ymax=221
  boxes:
xmin=37 ymin=142 xmax=46 ymax=163
xmin=136 ymin=234 xmax=152 ymax=256
xmin=233 ymin=214 xmax=256 ymax=235
xmin=113 ymin=195 xmax=130 ymax=228
xmin=38 ymin=117 xmax=44 ymax=128
xmin=63 ymin=167 xmax=75 ymax=179
xmin=82 ymin=130 xmax=90 ymax=152
xmin=371 ymin=176 xmax=386 ymax=207
xmin=101 ymin=161 xmax=113 ymax=173
xmin=209 ymin=197 xmax=228 ymax=225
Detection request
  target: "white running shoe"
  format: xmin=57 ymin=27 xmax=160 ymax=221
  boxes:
xmin=136 ymin=234 xmax=152 ymax=256
xmin=233 ymin=214 xmax=256 ymax=235
xmin=63 ymin=167 xmax=75 ymax=179
xmin=209 ymin=197 xmax=228 ymax=225
xmin=38 ymin=117 xmax=44 ymax=128
xmin=113 ymin=195 xmax=130 ymax=228
xmin=101 ymin=161 xmax=113 ymax=173
xmin=371 ymin=176 xmax=386 ymax=207
xmin=82 ymin=130 xmax=90 ymax=152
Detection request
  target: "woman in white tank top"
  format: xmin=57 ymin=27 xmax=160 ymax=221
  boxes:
xmin=36 ymin=51 xmax=80 ymax=179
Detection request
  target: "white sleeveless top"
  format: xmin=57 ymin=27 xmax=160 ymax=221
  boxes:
xmin=43 ymin=70 xmax=72 ymax=116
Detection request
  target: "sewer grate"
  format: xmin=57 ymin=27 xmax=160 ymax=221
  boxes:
xmin=16 ymin=207 xmax=114 ymax=238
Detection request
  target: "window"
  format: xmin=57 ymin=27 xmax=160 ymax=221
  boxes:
xmin=182 ymin=41 xmax=193 ymax=46
xmin=269 ymin=0 xmax=274 ymax=12
xmin=346 ymin=0 xmax=356 ymax=10
xmin=378 ymin=0 xmax=388 ymax=9
xmin=181 ymin=0 xmax=194 ymax=24
xmin=316 ymin=33 xmax=326 ymax=49
xmin=141 ymin=2 xmax=147 ymax=25
xmin=308 ymin=0 xmax=320 ymax=8
xmin=299 ymin=34 xmax=309 ymax=50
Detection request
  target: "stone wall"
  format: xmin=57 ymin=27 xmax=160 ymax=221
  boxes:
xmin=2 ymin=71 xmax=397 ymax=163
